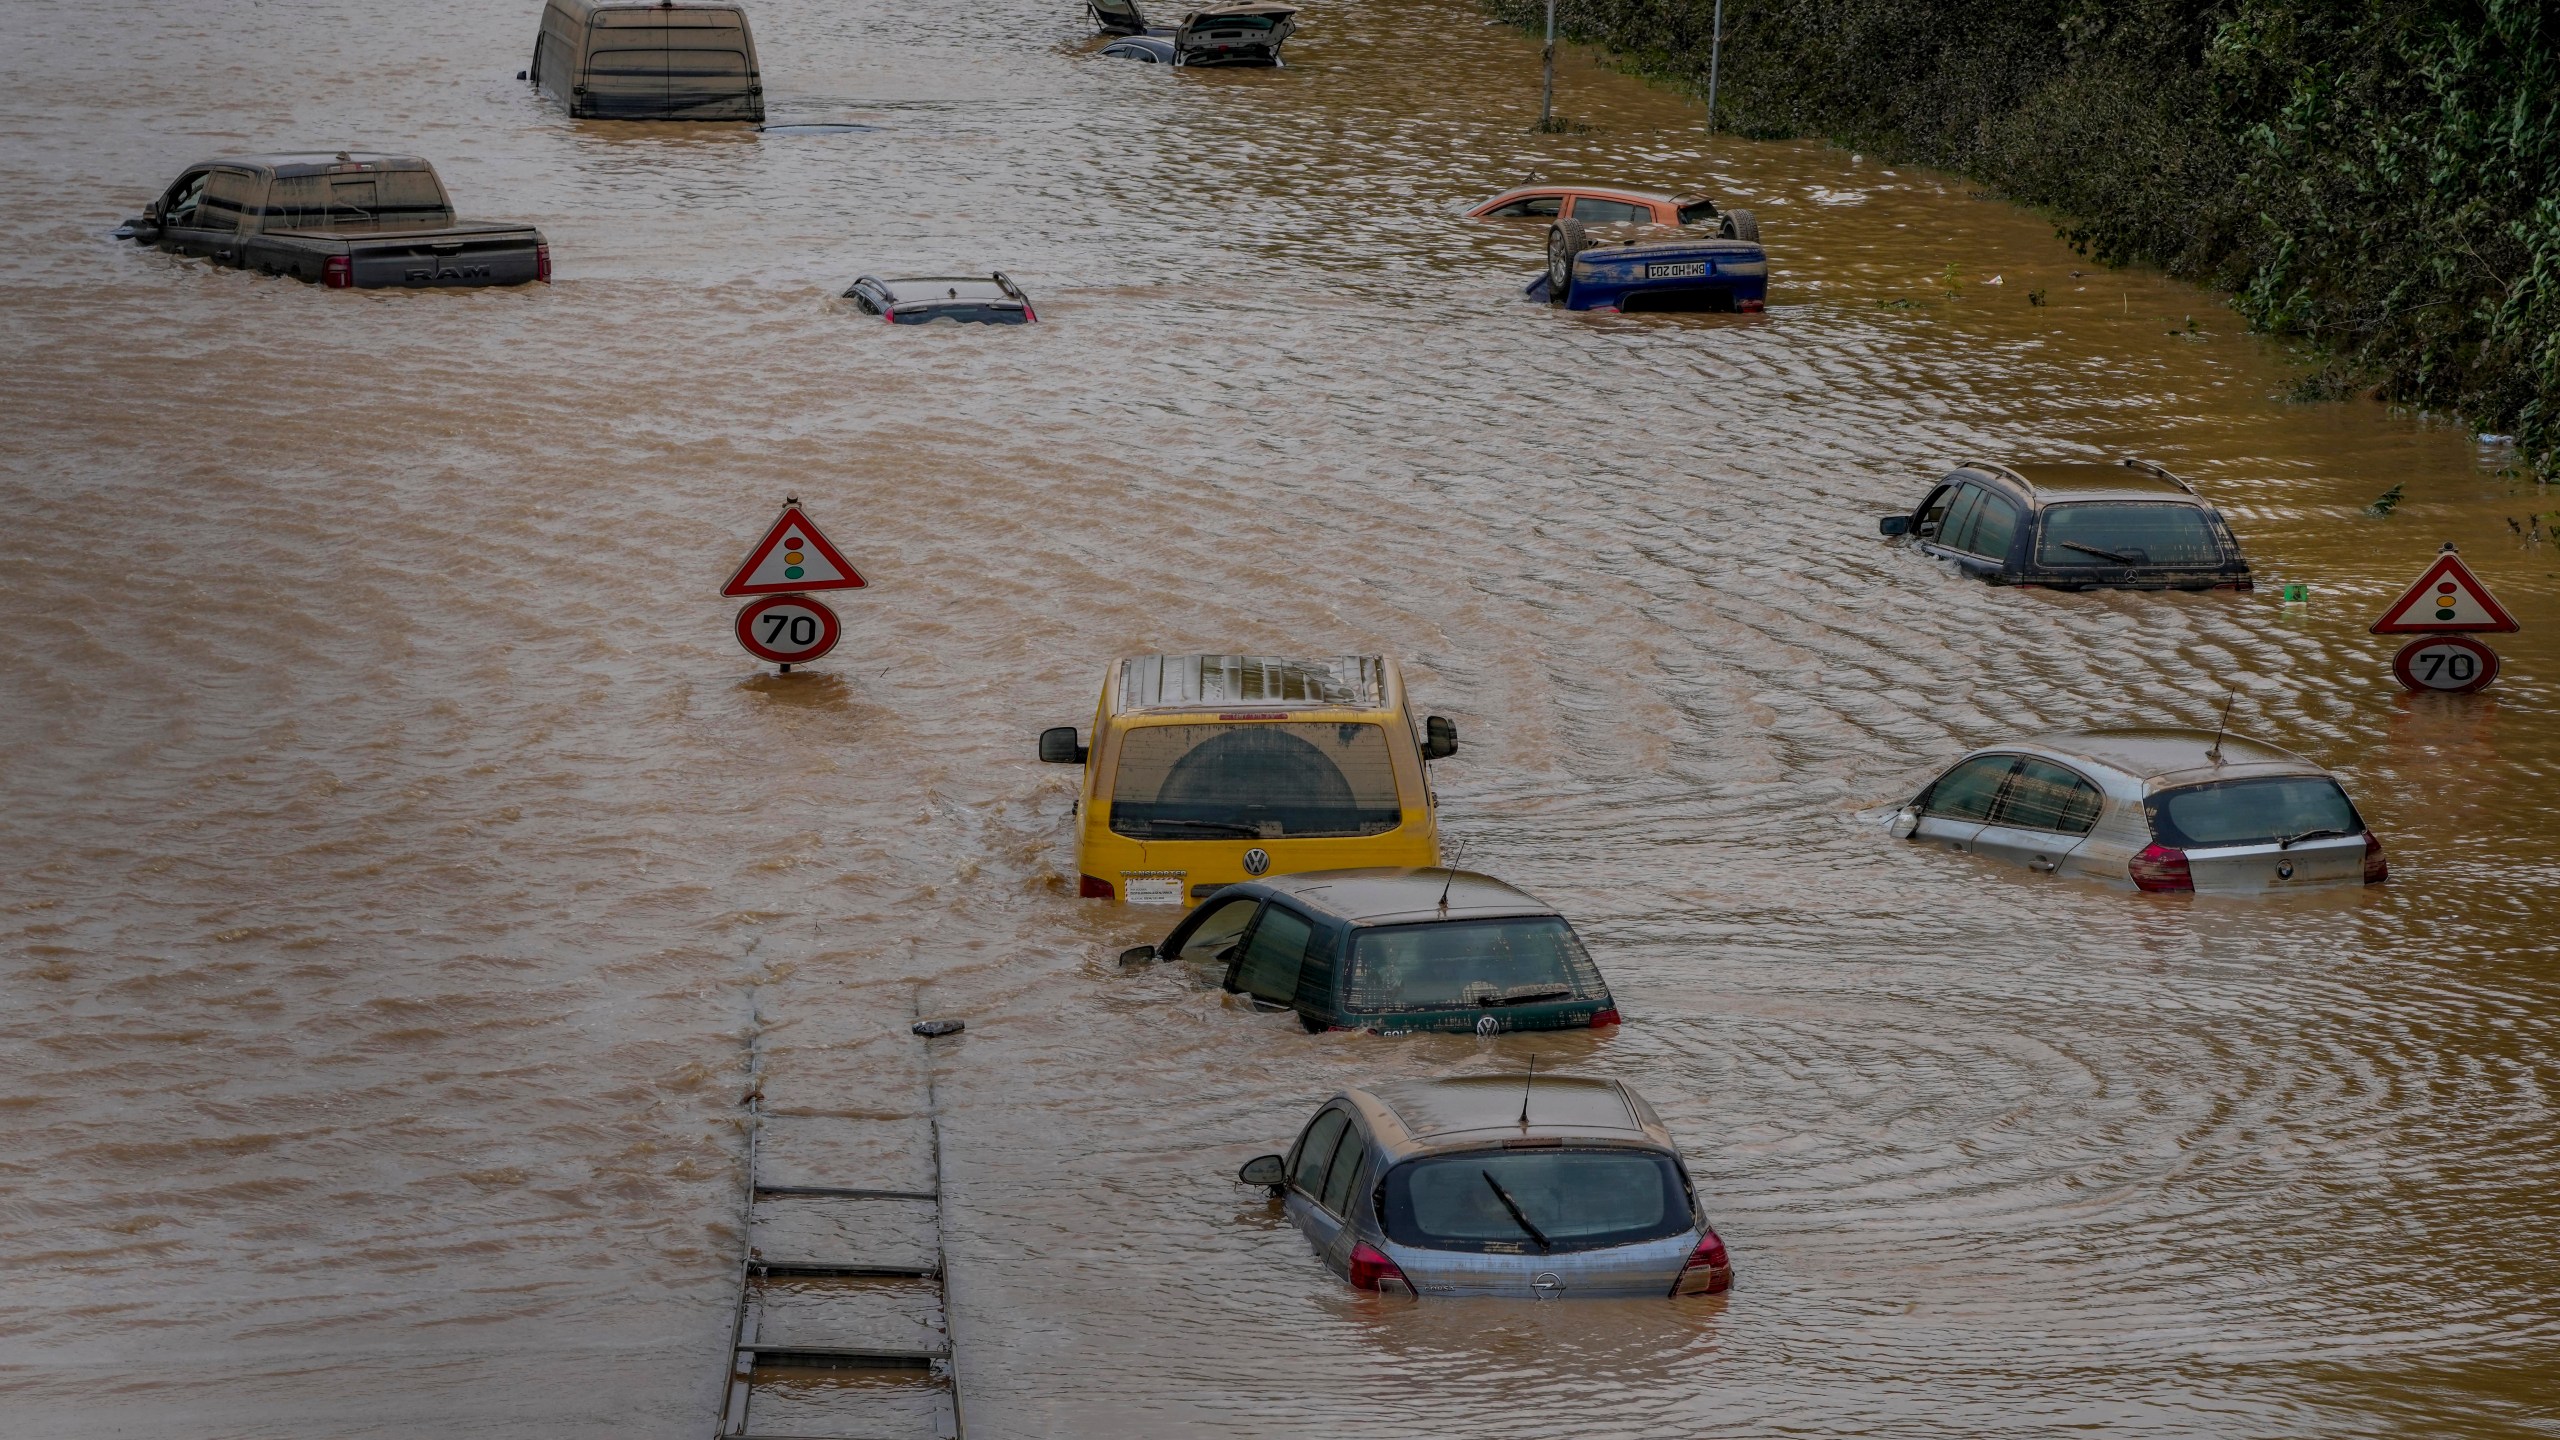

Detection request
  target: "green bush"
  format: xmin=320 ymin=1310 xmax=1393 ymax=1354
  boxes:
xmin=1491 ymin=0 xmax=2558 ymax=472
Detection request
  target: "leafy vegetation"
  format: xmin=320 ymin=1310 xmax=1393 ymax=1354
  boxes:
xmin=1490 ymin=0 xmax=2558 ymax=473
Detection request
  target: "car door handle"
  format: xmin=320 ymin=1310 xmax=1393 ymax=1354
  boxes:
xmin=2027 ymin=858 xmax=2056 ymax=872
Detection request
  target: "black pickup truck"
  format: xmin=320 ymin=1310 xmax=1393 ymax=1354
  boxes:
xmin=119 ymin=153 xmax=549 ymax=289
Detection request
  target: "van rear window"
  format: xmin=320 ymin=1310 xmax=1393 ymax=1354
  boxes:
xmin=1381 ymin=1149 xmax=1690 ymax=1254
xmin=1108 ymin=722 xmax=1401 ymax=841
xmin=2036 ymin=503 xmax=2223 ymax=568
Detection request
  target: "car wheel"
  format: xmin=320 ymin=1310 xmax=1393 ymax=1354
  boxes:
xmin=1721 ymin=209 xmax=1759 ymax=243
xmin=1545 ymin=217 xmax=1589 ymax=306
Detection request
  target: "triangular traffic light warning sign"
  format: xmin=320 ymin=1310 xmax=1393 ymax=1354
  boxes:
xmin=2370 ymin=547 xmax=2519 ymax=634
xmin=721 ymin=503 xmax=868 ymax=596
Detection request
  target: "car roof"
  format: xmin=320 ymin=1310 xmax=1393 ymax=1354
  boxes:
xmin=1352 ymin=1076 xmax=1670 ymax=1153
xmin=195 ymin=153 xmax=431 ymax=177
xmin=2016 ymin=728 xmax=2331 ymax=787
xmin=1113 ymin=653 xmax=1386 ymax=715
xmin=1480 ymin=183 xmax=1700 ymax=208
xmin=866 ymin=276 xmax=1018 ymax=302
xmin=1949 ymin=459 xmax=2211 ymax=506
xmin=1250 ymin=868 xmax=1556 ymax=925
xmin=1180 ymin=1 xmax=1298 ymax=14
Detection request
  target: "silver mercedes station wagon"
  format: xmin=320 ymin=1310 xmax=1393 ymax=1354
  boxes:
xmin=1891 ymin=728 xmax=2386 ymax=893
xmin=1236 ymin=1076 xmax=1732 ymax=1299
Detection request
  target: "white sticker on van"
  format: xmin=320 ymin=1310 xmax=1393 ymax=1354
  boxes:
xmin=1122 ymin=872 xmax=1186 ymax=906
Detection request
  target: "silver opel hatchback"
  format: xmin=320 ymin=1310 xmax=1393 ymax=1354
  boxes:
xmin=1236 ymin=1076 xmax=1732 ymax=1299
xmin=1890 ymin=728 xmax=2387 ymax=893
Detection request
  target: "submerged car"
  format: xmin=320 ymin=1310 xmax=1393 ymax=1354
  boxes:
xmin=842 ymin=273 xmax=1037 ymax=324
xmin=1469 ymin=183 xmax=1751 ymax=235
xmin=1040 ymin=654 xmax=1458 ymax=903
xmin=1878 ymin=459 xmax=2253 ymax=591
xmin=1891 ymin=728 xmax=2386 ymax=894
xmin=1235 ymin=1076 xmax=1732 ymax=1299
xmin=117 ymin=153 xmax=549 ymax=288
xmin=1088 ymin=0 xmax=1299 ymax=65
xmin=527 ymin=0 xmax=763 ymax=121
xmin=1526 ymin=215 xmax=1767 ymax=313
xmin=1127 ymin=869 xmax=1620 ymax=1034
xmin=1099 ymin=34 xmax=1177 ymax=61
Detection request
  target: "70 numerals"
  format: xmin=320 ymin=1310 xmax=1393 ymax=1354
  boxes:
xmin=2418 ymin=649 xmax=2478 ymax=685
xmin=761 ymin=612 xmax=822 ymax=648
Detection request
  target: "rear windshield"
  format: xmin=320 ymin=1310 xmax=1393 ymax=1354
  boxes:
xmin=264 ymin=172 xmax=452 ymax=229
xmin=2146 ymin=777 xmax=2363 ymax=849
xmin=896 ymin=304 xmax=1026 ymax=324
xmin=2035 ymin=502 xmax=2224 ymax=568
xmin=1108 ymin=722 xmax=1402 ymax=840
xmin=1381 ymin=1148 xmax=1691 ymax=1254
xmin=1343 ymin=917 xmax=1609 ymax=1015
xmin=1190 ymin=12 xmax=1279 ymax=28
xmin=1675 ymin=200 xmax=1719 ymax=225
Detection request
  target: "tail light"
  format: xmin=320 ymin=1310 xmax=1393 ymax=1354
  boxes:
xmin=1672 ymin=1230 xmax=1732 ymax=1296
xmin=1078 ymin=875 xmax=1115 ymax=899
xmin=2363 ymin=831 xmax=2388 ymax=885
xmin=1020 ymin=304 xmax=1038 ymax=323
xmin=1348 ymin=1242 xmax=1414 ymax=1296
xmin=322 ymin=255 xmax=353 ymax=289
xmin=534 ymin=243 xmax=552 ymax=284
xmin=1589 ymin=1006 xmax=1621 ymax=1028
xmin=2130 ymin=843 xmax=2193 ymax=893
xmin=1738 ymin=298 xmax=1766 ymax=313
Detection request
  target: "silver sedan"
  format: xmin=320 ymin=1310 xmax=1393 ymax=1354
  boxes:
xmin=1236 ymin=1076 xmax=1732 ymax=1300
xmin=1889 ymin=728 xmax=2386 ymax=893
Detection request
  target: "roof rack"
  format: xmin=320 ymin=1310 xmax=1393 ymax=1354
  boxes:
xmin=2117 ymin=457 xmax=2199 ymax=495
xmin=1957 ymin=459 xmax=2034 ymax=494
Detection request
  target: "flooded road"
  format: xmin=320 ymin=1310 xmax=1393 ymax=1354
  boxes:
xmin=4 ymin=0 xmax=2558 ymax=1434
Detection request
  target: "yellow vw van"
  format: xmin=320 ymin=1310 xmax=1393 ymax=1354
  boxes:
xmin=1039 ymin=655 xmax=1459 ymax=903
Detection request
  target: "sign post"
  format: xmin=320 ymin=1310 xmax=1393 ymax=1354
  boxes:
xmin=2369 ymin=542 xmax=2519 ymax=694
xmin=721 ymin=498 xmax=868 ymax=672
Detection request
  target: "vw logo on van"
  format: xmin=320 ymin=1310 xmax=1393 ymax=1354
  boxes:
xmin=1474 ymin=1014 xmax=1501 ymax=1037
xmin=1242 ymin=847 xmax=1271 ymax=876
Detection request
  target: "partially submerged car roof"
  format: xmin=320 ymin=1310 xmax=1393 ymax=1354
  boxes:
xmin=874 ymin=275 xmax=1018 ymax=303
xmin=1113 ymin=653 xmax=1387 ymax=714
xmin=1355 ymin=1076 xmax=1671 ymax=1154
xmin=1954 ymin=458 xmax=2210 ymax=505
xmin=2021 ymin=727 xmax=2328 ymax=788
xmin=189 ymin=153 xmax=432 ymax=178
xmin=1252 ymin=868 xmax=1556 ymax=925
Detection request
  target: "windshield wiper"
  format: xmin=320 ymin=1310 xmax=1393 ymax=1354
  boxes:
xmin=2058 ymin=540 xmax=2138 ymax=564
xmin=1138 ymin=818 xmax=1266 ymax=837
xmin=1480 ymin=1170 xmax=1551 ymax=1253
xmin=2276 ymin=826 xmax=2352 ymax=850
xmin=1479 ymin=984 xmax=1574 ymax=1007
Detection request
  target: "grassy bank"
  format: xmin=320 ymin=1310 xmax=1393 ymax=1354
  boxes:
xmin=1492 ymin=0 xmax=2558 ymax=473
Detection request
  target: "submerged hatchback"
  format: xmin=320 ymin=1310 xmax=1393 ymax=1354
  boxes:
xmin=1878 ymin=459 xmax=2253 ymax=590
xmin=1236 ymin=1076 xmax=1731 ymax=1299
xmin=1131 ymin=869 xmax=1620 ymax=1034
xmin=1040 ymin=655 xmax=1458 ymax=903
xmin=1892 ymin=729 xmax=2386 ymax=893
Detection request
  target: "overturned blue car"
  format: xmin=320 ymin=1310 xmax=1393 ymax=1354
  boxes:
xmin=1524 ymin=215 xmax=1768 ymax=314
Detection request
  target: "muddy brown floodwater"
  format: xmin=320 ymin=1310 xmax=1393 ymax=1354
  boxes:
xmin=4 ymin=0 xmax=2558 ymax=1435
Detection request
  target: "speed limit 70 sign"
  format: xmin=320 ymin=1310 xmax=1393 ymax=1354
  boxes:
xmin=734 ymin=594 xmax=841 ymax=665
xmin=2391 ymin=635 xmax=2499 ymax=694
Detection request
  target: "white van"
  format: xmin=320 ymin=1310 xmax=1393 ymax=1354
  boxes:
xmin=528 ymin=0 xmax=763 ymax=121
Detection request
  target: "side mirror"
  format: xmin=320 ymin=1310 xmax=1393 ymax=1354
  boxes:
xmin=1422 ymin=715 xmax=1458 ymax=760
xmin=1887 ymin=805 xmax=1920 ymax=839
xmin=1878 ymin=515 xmax=1912 ymax=537
xmin=1237 ymin=1154 xmax=1287 ymax=1190
xmin=1038 ymin=726 xmax=1088 ymax=764
xmin=1118 ymin=943 xmax=1158 ymax=966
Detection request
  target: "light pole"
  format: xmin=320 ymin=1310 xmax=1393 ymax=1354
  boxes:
xmin=1705 ymin=0 xmax=1723 ymax=134
xmin=1539 ymin=0 xmax=1557 ymax=131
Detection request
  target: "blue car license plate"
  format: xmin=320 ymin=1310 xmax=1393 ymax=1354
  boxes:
xmin=1644 ymin=260 xmax=1708 ymax=279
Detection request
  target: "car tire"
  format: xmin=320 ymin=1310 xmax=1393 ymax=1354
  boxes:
xmin=1546 ymin=217 xmax=1589 ymax=306
xmin=1722 ymin=209 xmax=1760 ymax=243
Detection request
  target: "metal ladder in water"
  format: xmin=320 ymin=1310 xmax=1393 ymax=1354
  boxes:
xmin=715 ymin=1014 xmax=963 ymax=1440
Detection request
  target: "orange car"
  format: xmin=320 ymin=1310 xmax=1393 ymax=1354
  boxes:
xmin=1468 ymin=184 xmax=1756 ymax=240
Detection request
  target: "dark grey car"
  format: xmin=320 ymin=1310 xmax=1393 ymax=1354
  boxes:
xmin=1879 ymin=459 xmax=2254 ymax=591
